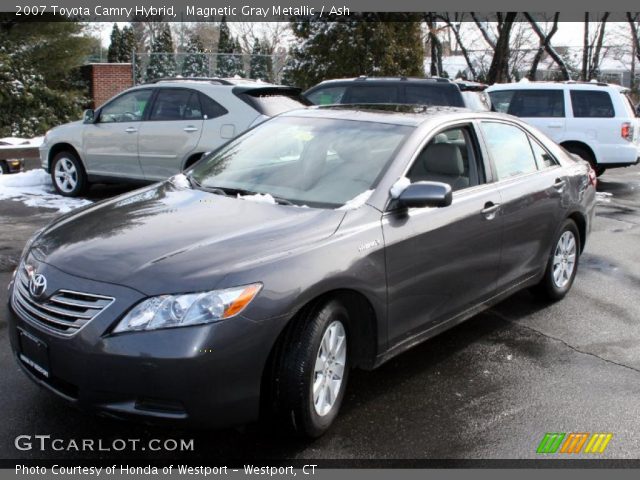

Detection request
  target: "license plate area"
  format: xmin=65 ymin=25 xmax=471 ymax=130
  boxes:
xmin=18 ymin=328 xmax=50 ymax=378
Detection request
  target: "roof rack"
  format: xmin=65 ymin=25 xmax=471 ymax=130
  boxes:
xmin=145 ymin=77 xmax=234 ymax=86
xmin=562 ymin=80 xmax=610 ymax=87
xmin=352 ymin=75 xmax=452 ymax=83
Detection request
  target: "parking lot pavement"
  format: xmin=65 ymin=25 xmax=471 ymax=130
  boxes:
xmin=1 ymin=166 xmax=639 ymax=462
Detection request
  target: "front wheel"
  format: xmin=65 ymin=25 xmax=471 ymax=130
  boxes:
xmin=533 ymin=219 xmax=581 ymax=301
xmin=271 ymin=299 xmax=350 ymax=438
xmin=51 ymin=151 xmax=88 ymax=197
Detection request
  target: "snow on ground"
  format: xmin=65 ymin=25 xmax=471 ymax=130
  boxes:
xmin=596 ymin=191 xmax=613 ymax=204
xmin=0 ymin=136 xmax=44 ymax=148
xmin=0 ymin=169 xmax=92 ymax=213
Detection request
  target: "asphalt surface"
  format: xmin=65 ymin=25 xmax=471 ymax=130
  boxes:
xmin=1 ymin=165 xmax=640 ymax=462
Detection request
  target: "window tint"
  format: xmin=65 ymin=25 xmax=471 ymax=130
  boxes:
xmin=184 ymin=92 xmax=203 ymax=120
xmin=344 ymin=85 xmax=399 ymax=103
xmin=529 ymin=138 xmax=558 ymax=169
xmin=404 ymin=85 xmax=465 ymax=107
xmin=150 ymin=89 xmax=199 ymax=121
xmin=99 ymin=90 xmax=152 ymax=123
xmin=570 ymin=90 xmax=615 ymax=118
xmin=407 ymin=126 xmax=482 ymax=191
xmin=489 ymin=89 xmax=565 ymax=117
xmin=481 ymin=122 xmax=538 ymax=180
xmin=199 ymin=93 xmax=228 ymax=119
xmin=306 ymin=87 xmax=347 ymax=105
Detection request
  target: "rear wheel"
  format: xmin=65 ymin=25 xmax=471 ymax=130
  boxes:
xmin=564 ymin=144 xmax=605 ymax=177
xmin=51 ymin=151 xmax=88 ymax=197
xmin=533 ymin=219 xmax=580 ymax=301
xmin=271 ymin=299 xmax=350 ymax=438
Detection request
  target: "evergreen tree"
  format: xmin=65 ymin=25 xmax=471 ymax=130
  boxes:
xmin=119 ymin=26 xmax=136 ymax=63
xmin=107 ymin=24 xmax=121 ymax=63
xmin=249 ymin=38 xmax=271 ymax=81
xmin=0 ymin=20 xmax=93 ymax=137
xmin=284 ymin=14 xmax=424 ymax=89
xmin=145 ymin=24 xmax=176 ymax=81
xmin=182 ymin=35 xmax=208 ymax=77
xmin=216 ymin=16 xmax=243 ymax=77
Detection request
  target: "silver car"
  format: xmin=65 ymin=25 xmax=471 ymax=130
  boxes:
xmin=39 ymin=78 xmax=309 ymax=196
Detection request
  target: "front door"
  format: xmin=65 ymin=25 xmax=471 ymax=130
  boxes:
xmin=83 ymin=89 xmax=152 ymax=179
xmin=383 ymin=124 xmax=503 ymax=345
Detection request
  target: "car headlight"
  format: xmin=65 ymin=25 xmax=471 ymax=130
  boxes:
xmin=113 ymin=283 xmax=262 ymax=333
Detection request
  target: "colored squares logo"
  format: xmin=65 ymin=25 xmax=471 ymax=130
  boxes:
xmin=537 ymin=433 xmax=612 ymax=454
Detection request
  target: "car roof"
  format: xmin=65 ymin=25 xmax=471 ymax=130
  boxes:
xmin=487 ymin=81 xmax=629 ymax=92
xmin=280 ymin=104 xmax=511 ymax=127
xmin=308 ymin=76 xmax=455 ymax=88
xmin=130 ymin=77 xmax=283 ymax=90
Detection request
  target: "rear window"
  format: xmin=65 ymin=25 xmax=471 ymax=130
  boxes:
xmin=623 ymin=92 xmax=639 ymax=118
xmin=344 ymin=85 xmax=400 ymax=104
xmin=570 ymin=90 xmax=614 ymax=118
xmin=235 ymin=88 xmax=310 ymax=117
xmin=404 ymin=84 xmax=465 ymax=107
xmin=305 ymin=86 xmax=347 ymax=105
xmin=489 ymin=89 xmax=565 ymax=117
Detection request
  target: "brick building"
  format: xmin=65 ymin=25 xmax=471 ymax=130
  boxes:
xmin=82 ymin=63 xmax=133 ymax=109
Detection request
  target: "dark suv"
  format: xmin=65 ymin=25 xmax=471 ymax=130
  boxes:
xmin=303 ymin=76 xmax=466 ymax=108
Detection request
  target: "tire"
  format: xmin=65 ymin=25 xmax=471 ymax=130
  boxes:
xmin=0 ymin=160 xmax=7 ymax=175
xmin=271 ymin=299 xmax=350 ymax=438
xmin=533 ymin=219 xmax=581 ymax=301
xmin=564 ymin=144 xmax=605 ymax=177
xmin=51 ymin=151 xmax=88 ymax=197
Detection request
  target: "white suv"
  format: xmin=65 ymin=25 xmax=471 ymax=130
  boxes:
xmin=40 ymin=78 xmax=309 ymax=196
xmin=487 ymin=81 xmax=640 ymax=176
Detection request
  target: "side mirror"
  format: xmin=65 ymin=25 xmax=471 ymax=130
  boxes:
xmin=397 ymin=181 xmax=453 ymax=209
xmin=83 ymin=109 xmax=95 ymax=124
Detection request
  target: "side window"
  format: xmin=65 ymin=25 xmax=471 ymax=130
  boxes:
xmin=184 ymin=92 xmax=203 ymax=120
xmin=488 ymin=90 xmax=515 ymax=113
xmin=407 ymin=125 xmax=483 ymax=192
xmin=149 ymin=89 xmax=196 ymax=121
xmin=529 ymin=138 xmax=558 ymax=169
xmin=344 ymin=85 xmax=399 ymax=103
xmin=480 ymin=122 xmax=538 ymax=180
xmin=509 ymin=90 xmax=565 ymax=117
xmin=199 ymin=93 xmax=228 ymax=119
xmin=99 ymin=90 xmax=152 ymax=123
xmin=570 ymin=90 xmax=615 ymax=118
xmin=305 ymin=87 xmax=347 ymax=105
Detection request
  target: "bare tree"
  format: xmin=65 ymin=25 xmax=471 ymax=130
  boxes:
xmin=582 ymin=13 xmax=610 ymax=81
xmin=233 ymin=22 xmax=291 ymax=55
xmin=424 ymin=13 xmax=443 ymax=76
xmin=524 ymin=13 xmax=571 ymax=80
xmin=628 ymin=13 xmax=640 ymax=91
xmin=470 ymin=13 xmax=518 ymax=83
xmin=437 ymin=13 xmax=478 ymax=80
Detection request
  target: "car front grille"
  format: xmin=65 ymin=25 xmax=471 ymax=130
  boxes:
xmin=12 ymin=266 xmax=114 ymax=336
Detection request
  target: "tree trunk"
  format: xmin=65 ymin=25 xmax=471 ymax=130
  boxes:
xmin=582 ymin=14 xmax=590 ymax=81
xmin=425 ymin=13 xmax=443 ymax=76
xmin=524 ymin=13 xmax=568 ymax=80
xmin=487 ymin=12 xmax=517 ymax=84
xmin=589 ymin=13 xmax=610 ymax=80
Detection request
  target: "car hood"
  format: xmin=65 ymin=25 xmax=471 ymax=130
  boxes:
xmin=30 ymin=182 xmax=346 ymax=295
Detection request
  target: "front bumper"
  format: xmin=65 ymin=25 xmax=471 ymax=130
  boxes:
xmin=7 ymin=260 xmax=285 ymax=428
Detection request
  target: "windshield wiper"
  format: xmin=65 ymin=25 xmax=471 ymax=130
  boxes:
xmin=190 ymin=180 xmax=295 ymax=205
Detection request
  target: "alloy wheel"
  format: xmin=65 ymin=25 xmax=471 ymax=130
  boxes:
xmin=312 ymin=320 xmax=347 ymax=417
xmin=54 ymin=157 xmax=78 ymax=193
xmin=552 ymin=231 xmax=577 ymax=289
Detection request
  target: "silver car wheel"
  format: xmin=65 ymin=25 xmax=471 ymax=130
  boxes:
xmin=552 ymin=231 xmax=577 ymax=289
xmin=313 ymin=320 xmax=347 ymax=417
xmin=54 ymin=157 xmax=78 ymax=193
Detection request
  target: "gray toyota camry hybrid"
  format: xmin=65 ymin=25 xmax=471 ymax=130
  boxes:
xmin=7 ymin=106 xmax=596 ymax=437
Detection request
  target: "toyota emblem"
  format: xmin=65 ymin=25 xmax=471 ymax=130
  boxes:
xmin=28 ymin=273 xmax=47 ymax=299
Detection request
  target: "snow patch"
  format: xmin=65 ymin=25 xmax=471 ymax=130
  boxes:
xmin=0 ymin=136 xmax=44 ymax=148
xmin=389 ymin=177 xmax=410 ymax=199
xmin=336 ymin=190 xmax=374 ymax=211
xmin=0 ymin=169 xmax=92 ymax=213
xmin=596 ymin=191 xmax=613 ymax=204
xmin=170 ymin=173 xmax=190 ymax=189
xmin=237 ymin=192 xmax=277 ymax=204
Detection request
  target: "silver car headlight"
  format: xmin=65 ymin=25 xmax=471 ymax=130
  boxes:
xmin=113 ymin=283 xmax=262 ymax=333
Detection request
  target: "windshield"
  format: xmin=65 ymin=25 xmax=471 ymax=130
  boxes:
xmin=190 ymin=116 xmax=413 ymax=208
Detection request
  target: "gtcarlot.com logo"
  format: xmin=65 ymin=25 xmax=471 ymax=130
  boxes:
xmin=536 ymin=432 xmax=613 ymax=454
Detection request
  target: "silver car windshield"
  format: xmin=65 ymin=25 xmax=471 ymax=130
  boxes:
xmin=190 ymin=116 xmax=413 ymax=208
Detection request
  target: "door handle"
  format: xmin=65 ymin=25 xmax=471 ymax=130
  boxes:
xmin=547 ymin=124 xmax=563 ymax=129
xmin=183 ymin=126 xmax=199 ymax=133
xmin=481 ymin=202 xmax=500 ymax=220
xmin=125 ymin=127 xmax=137 ymax=133
xmin=553 ymin=179 xmax=566 ymax=190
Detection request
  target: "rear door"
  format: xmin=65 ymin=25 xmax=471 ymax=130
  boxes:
xmin=137 ymin=88 xmax=204 ymax=180
xmin=383 ymin=122 xmax=503 ymax=345
xmin=478 ymin=120 xmax=566 ymax=290
xmin=490 ymin=89 xmax=566 ymax=141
